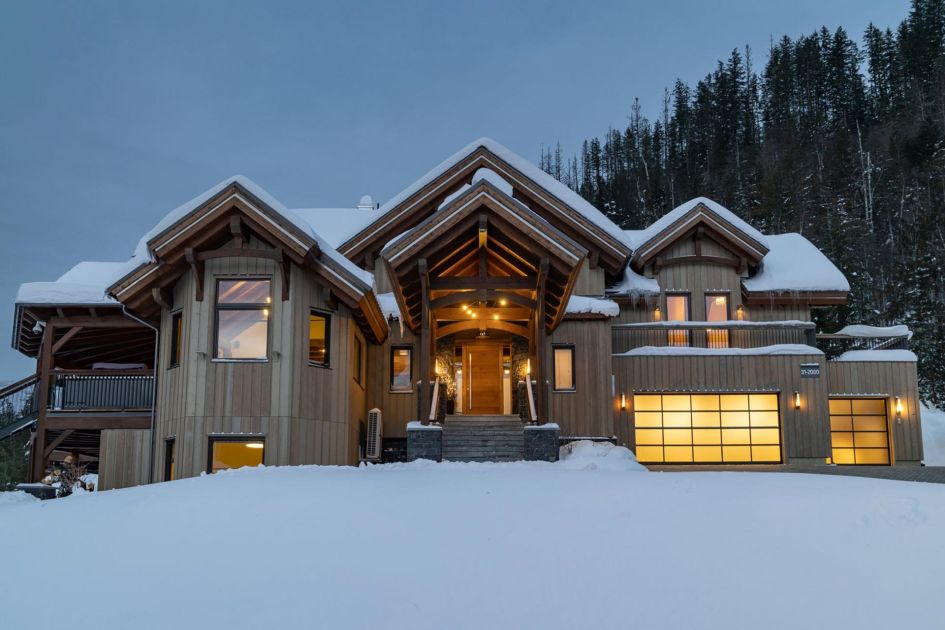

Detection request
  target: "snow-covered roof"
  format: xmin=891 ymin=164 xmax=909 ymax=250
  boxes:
xmin=832 ymin=324 xmax=912 ymax=339
xmin=606 ymin=266 xmax=660 ymax=297
xmin=623 ymin=197 xmax=769 ymax=251
xmin=290 ymin=207 xmax=382 ymax=249
xmin=834 ymin=349 xmax=918 ymax=362
xmin=564 ymin=296 xmax=620 ymax=317
xmin=16 ymin=176 xmax=377 ymax=308
xmin=615 ymin=344 xmax=823 ymax=357
xmin=376 ymin=137 xmax=627 ymax=242
xmin=742 ymin=233 xmax=849 ymax=293
xmin=15 ymin=260 xmax=139 ymax=306
xmin=374 ymin=292 xmax=401 ymax=321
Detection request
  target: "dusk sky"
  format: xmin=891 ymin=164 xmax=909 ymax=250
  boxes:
xmin=0 ymin=0 xmax=909 ymax=379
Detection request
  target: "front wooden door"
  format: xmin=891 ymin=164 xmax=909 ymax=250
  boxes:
xmin=464 ymin=342 xmax=503 ymax=414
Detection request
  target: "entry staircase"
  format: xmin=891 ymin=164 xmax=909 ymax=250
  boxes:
xmin=442 ymin=415 xmax=524 ymax=462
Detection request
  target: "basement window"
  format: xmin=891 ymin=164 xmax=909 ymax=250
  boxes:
xmin=214 ymin=279 xmax=270 ymax=360
xmin=207 ymin=436 xmax=265 ymax=473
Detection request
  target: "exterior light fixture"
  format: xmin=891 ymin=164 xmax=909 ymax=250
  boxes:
xmin=461 ymin=304 xmax=468 ymax=311
xmin=245 ymin=442 xmax=265 ymax=449
xmin=620 ymin=393 xmax=627 ymax=410
xmin=499 ymin=299 xmax=507 ymax=306
xmin=654 ymin=306 xmax=662 ymax=321
xmin=794 ymin=391 xmax=801 ymax=410
xmin=736 ymin=305 xmax=745 ymax=321
xmin=526 ymin=359 xmax=531 ymax=375
xmin=895 ymin=396 xmax=903 ymax=423
xmin=471 ymin=312 xmax=478 ymax=319
xmin=492 ymin=314 xmax=499 ymax=320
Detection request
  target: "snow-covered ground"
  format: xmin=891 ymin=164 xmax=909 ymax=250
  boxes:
xmin=922 ymin=403 xmax=945 ymax=465
xmin=1 ymin=443 xmax=944 ymax=629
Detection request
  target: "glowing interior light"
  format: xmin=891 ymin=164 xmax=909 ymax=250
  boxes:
xmin=714 ymin=296 xmax=726 ymax=305
xmin=262 ymin=308 xmax=269 ymax=317
xmin=245 ymin=442 xmax=265 ymax=449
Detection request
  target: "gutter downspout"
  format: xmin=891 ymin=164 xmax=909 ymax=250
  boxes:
xmin=120 ymin=303 xmax=159 ymax=484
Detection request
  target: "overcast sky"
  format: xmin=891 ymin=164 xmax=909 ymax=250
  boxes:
xmin=0 ymin=0 xmax=909 ymax=379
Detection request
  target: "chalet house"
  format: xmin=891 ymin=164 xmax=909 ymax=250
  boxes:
xmin=1 ymin=138 xmax=923 ymax=490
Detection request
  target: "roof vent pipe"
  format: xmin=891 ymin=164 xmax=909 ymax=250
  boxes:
xmin=357 ymin=195 xmax=374 ymax=211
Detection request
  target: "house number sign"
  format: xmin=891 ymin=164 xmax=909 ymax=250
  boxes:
xmin=799 ymin=363 xmax=821 ymax=378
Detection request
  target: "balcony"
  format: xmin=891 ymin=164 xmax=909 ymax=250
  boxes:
xmin=44 ymin=369 xmax=154 ymax=431
xmin=612 ymin=320 xmax=817 ymax=354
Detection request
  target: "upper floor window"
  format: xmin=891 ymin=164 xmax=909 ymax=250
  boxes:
xmin=666 ymin=293 xmax=690 ymax=347
xmin=214 ymin=279 xmax=270 ymax=360
xmin=169 ymin=311 xmax=183 ymax=367
xmin=390 ymin=346 xmax=413 ymax=391
xmin=705 ymin=293 xmax=730 ymax=349
xmin=309 ymin=311 xmax=331 ymax=367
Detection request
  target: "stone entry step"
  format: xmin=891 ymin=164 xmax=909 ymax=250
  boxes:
xmin=442 ymin=414 xmax=524 ymax=462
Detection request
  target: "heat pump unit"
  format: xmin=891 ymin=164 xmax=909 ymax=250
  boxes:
xmin=365 ymin=408 xmax=383 ymax=462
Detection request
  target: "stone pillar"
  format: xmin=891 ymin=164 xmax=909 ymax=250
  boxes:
xmin=524 ymin=423 xmax=559 ymax=462
xmin=407 ymin=423 xmax=442 ymax=462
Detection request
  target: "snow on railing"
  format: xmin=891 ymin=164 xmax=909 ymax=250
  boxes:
xmin=612 ymin=320 xmax=817 ymax=353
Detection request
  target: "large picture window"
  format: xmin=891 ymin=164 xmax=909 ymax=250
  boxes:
xmin=390 ymin=346 xmax=413 ymax=391
xmin=633 ymin=393 xmax=781 ymax=463
xmin=214 ymin=279 xmax=270 ymax=360
xmin=552 ymin=345 xmax=575 ymax=391
xmin=665 ymin=293 xmax=690 ymax=347
xmin=207 ymin=436 xmax=265 ymax=473
xmin=309 ymin=311 xmax=331 ymax=366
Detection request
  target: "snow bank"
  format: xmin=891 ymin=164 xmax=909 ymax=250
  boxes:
xmin=1 ymin=463 xmax=943 ymax=629
xmin=565 ymin=296 xmax=620 ymax=317
xmin=835 ymin=350 xmax=918 ymax=362
xmin=558 ymin=440 xmax=646 ymax=471
xmin=0 ymin=491 xmax=38 ymax=507
xmin=617 ymin=344 xmax=823 ymax=357
xmin=922 ymin=404 xmax=945 ymax=465
xmin=834 ymin=324 xmax=912 ymax=339
xmin=742 ymin=233 xmax=850 ymax=293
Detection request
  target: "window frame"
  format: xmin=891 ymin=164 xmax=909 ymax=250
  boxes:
xmin=169 ymin=310 xmax=183 ymax=369
xmin=206 ymin=434 xmax=266 ymax=474
xmin=703 ymin=292 xmax=731 ymax=321
xmin=308 ymin=309 xmax=332 ymax=368
xmin=552 ymin=344 xmax=576 ymax=392
xmin=703 ymin=292 xmax=731 ymax=349
xmin=664 ymin=292 xmax=691 ymax=347
xmin=212 ymin=277 xmax=272 ymax=362
xmin=389 ymin=345 xmax=414 ymax=393
xmin=164 ymin=436 xmax=176 ymax=482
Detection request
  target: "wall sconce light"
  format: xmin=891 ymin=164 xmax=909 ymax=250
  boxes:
xmin=654 ymin=306 xmax=662 ymax=322
xmin=895 ymin=396 xmax=903 ymax=423
xmin=793 ymin=391 xmax=801 ymax=410
xmin=736 ymin=305 xmax=745 ymax=321
xmin=620 ymin=393 xmax=627 ymax=410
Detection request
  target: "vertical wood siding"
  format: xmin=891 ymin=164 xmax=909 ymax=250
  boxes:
xmin=826 ymin=360 xmax=923 ymax=463
xmin=99 ymin=429 xmax=151 ymax=490
xmin=548 ymin=320 xmax=614 ymax=438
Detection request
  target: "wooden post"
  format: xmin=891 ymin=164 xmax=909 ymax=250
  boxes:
xmin=535 ymin=258 xmax=549 ymax=424
xmin=418 ymin=259 xmax=431 ymax=424
xmin=30 ymin=325 xmax=53 ymax=482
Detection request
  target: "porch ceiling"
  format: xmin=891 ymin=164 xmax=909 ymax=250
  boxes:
xmin=381 ymin=180 xmax=588 ymax=335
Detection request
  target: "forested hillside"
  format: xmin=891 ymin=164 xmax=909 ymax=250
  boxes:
xmin=542 ymin=0 xmax=945 ymax=404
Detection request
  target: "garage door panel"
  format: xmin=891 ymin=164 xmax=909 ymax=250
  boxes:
xmin=633 ymin=393 xmax=782 ymax=464
xmin=829 ymin=398 xmax=890 ymax=466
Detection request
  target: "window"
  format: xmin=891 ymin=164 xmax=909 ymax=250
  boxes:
xmin=704 ymin=293 xmax=730 ymax=349
xmin=633 ymin=393 xmax=781 ymax=463
xmin=214 ymin=279 xmax=270 ymax=360
xmin=390 ymin=346 xmax=413 ymax=391
xmin=829 ymin=398 xmax=890 ymax=465
xmin=207 ymin=436 xmax=265 ymax=473
xmin=553 ymin=345 xmax=575 ymax=391
xmin=353 ymin=336 xmax=363 ymax=385
xmin=164 ymin=437 xmax=176 ymax=482
xmin=169 ymin=311 xmax=183 ymax=367
xmin=665 ymin=293 xmax=690 ymax=346
xmin=309 ymin=311 xmax=331 ymax=366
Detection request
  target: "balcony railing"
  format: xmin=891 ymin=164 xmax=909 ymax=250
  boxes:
xmin=612 ymin=320 xmax=817 ymax=354
xmin=49 ymin=370 xmax=154 ymax=412
xmin=816 ymin=331 xmax=911 ymax=361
